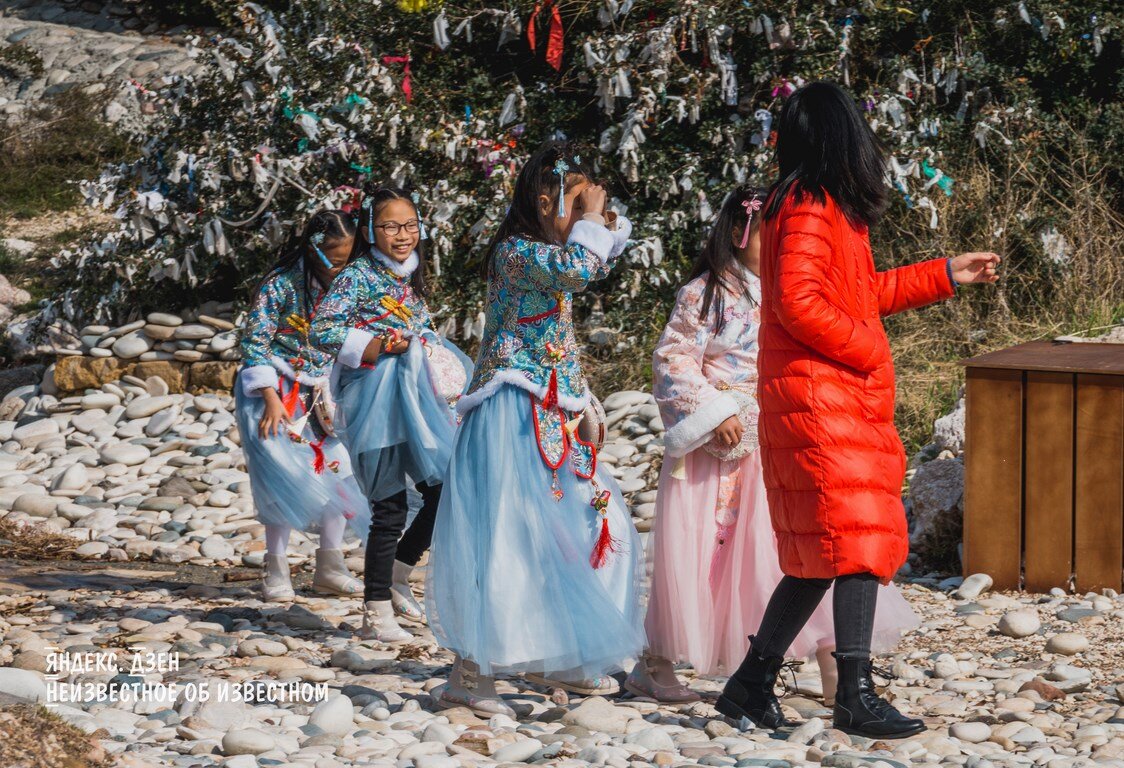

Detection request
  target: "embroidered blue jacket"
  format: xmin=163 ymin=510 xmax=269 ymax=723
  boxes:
xmin=458 ymin=216 xmax=631 ymax=414
xmin=239 ymin=264 xmax=332 ymax=396
xmin=310 ymin=249 xmax=438 ymax=369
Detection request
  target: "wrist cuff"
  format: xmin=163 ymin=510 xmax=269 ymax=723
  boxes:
xmin=339 ymin=328 xmax=375 ymax=368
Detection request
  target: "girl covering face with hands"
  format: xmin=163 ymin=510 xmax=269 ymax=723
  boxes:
xmin=427 ymin=141 xmax=642 ymax=717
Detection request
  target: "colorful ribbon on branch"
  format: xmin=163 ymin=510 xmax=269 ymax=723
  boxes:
xmin=527 ymin=1 xmax=564 ymax=71
xmin=382 ymin=55 xmax=413 ymax=103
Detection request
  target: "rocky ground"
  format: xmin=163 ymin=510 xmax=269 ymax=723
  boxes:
xmin=1 ymin=365 xmax=1123 ymax=767
xmin=1 ymin=559 xmax=1122 ymax=768
xmin=0 ymin=0 xmax=197 ymax=122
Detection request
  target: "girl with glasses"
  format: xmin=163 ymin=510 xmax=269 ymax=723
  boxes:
xmin=311 ymin=185 xmax=473 ymax=643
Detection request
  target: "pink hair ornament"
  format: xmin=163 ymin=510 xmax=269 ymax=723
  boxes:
xmin=738 ymin=198 xmax=763 ymax=249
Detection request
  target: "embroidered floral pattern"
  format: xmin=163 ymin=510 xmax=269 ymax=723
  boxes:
xmin=653 ymin=269 xmax=761 ymax=437
xmin=311 ymin=249 xmax=438 ymax=354
xmin=468 ymin=236 xmax=617 ymax=406
xmin=241 ymin=265 xmax=333 ymax=379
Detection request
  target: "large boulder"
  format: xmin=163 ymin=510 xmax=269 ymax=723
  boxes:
xmin=908 ymin=457 xmax=964 ymax=569
xmin=933 ymin=397 xmax=966 ymax=455
xmin=0 ymin=364 xmax=44 ymax=399
xmin=53 ymin=356 xmax=124 ymax=392
xmin=189 ymin=361 xmax=238 ymax=393
xmin=127 ymin=361 xmax=189 ymax=394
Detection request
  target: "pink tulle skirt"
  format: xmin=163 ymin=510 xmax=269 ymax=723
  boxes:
xmin=644 ymin=449 xmax=920 ymax=676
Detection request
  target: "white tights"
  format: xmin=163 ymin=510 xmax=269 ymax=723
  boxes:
xmin=264 ymin=512 xmax=347 ymax=556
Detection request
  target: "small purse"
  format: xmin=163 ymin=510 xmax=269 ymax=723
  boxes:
xmin=285 ymin=380 xmax=337 ymax=440
xmin=701 ymin=387 xmax=759 ymax=462
xmin=576 ymin=393 xmax=607 ymax=452
xmin=426 ymin=342 xmax=469 ymax=403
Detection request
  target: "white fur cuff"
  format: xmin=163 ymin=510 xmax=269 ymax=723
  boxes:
xmin=339 ymin=328 xmax=375 ymax=369
xmin=663 ymin=393 xmax=740 ymax=458
xmin=240 ymin=365 xmax=280 ymax=398
xmin=567 ymin=220 xmax=614 ymax=262
xmin=609 ymin=216 xmax=633 ymax=260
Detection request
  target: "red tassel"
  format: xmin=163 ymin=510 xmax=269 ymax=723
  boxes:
xmin=542 ymin=368 xmax=559 ymax=409
xmin=527 ymin=1 xmax=564 ymax=71
xmin=280 ymin=380 xmax=302 ymax=419
xmin=310 ymin=437 xmax=326 ymax=475
xmin=546 ymin=2 xmax=564 ymax=71
xmin=590 ymin=516 xmax=620 ymax=569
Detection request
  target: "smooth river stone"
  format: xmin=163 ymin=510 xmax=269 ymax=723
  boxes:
xmin=146 ymin=312 xmax=183 ymax=327
xmin=102 ymin=319 xmax=145 ymax=339
xmin=145 ymin=409 xmax=178 ymax=437
xmin=173 ymin=324 xmax=215 ymax=340
xmin=112 ymin=331 xmax=153 ymax=359
xmin=143 ymin=324 xmax=177 ymax=341
xmin=80 ymin=393 xmax=119 ymax=410
xmin=52 ymin=463 xmax=89 ymax=492
xmin=124 ymin=395 xmax=174 ymax=419
xmin=98 ymin=443 xmax=150 ymax=466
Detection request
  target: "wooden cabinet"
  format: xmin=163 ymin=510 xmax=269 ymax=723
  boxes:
xmin=961 ymin=342 xmax=1124 ymax=591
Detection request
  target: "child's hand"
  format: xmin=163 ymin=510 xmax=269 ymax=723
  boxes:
xmin=382 ymin=336 xmax=410 ymax=354
xmin=259 ymin=393 xmax=288 ymax=439
xmin=950 ymin=252 xmax=1001 ymax=284
xmin=578 ymin=184 xmax=607 ymax=218
xmin=713 ymin=415 xmax=744 ymax=449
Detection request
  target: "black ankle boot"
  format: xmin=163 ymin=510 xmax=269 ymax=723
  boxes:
xmin=715 ymin=638 xmax=789 ymax=729
xmin=833 ymin=653 xmax=925 ymax=738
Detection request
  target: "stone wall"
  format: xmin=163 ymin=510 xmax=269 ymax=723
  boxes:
xmin=45 ymin=300 xmax=241 ymax=395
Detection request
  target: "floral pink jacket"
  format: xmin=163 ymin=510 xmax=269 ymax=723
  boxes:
xmin=652 ymin=267 xmax=761 ymax=458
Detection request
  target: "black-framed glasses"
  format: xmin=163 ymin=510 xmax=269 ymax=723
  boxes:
xmin=373 ymin=220 xmax=420 ymax=236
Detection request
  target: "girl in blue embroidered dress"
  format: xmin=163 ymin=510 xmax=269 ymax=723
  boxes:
xmin=312 ymin=186 xmax=472 ymax=644
xmin=428 ymin=141 xmax=643 ymax=717
xmin=237 ymin=209 xmax=369 ymax=603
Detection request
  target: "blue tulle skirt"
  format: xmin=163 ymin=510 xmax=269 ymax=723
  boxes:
xmin=427 ymin=385 xmax=646 ymax=678
xmin=335 ymin=342 xmax=462 ymax=503
xmin=235 ymin=384 xmax=370 ymax=536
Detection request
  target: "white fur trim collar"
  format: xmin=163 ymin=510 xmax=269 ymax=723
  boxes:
xmin=371 ymin=248 xmax=419 ymax=279
xmin=457 ymin=369 xmax=591 ymax=416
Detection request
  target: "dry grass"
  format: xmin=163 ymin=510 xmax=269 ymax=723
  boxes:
xmin=0 ymin=514 xmax=79 ymax=560
xmin=883 ymin=125 xmax=1124 ymax=450
xmin=0 ymin=704 xmax=113 ymax=768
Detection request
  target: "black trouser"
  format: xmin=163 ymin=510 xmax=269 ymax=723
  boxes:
xmin=751 ymin=572 xmax=880 ymax=659
xmin=363 ymin=482 xmax=441 ymax=602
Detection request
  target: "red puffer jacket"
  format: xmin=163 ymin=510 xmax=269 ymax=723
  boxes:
xmin=757 ymin=192 xmax=955 ymax=582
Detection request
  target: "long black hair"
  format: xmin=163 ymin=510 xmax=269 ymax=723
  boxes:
xmin=256 ymin=209 xmax=355 ymax=319
xmin=688 ymin=185 xmax=766 ymax=331
xmin=355 ymin=183 xmax=429 ymax=297
xmin=763 ymin=81 xmax=888 ymax=229
xmin=481 ymin=139 xmax=595 ymax=278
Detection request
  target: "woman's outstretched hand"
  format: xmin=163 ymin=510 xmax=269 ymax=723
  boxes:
xmin=950 ymin=252 xmax=1001 ymax=284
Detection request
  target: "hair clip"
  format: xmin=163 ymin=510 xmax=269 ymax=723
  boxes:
xmin=411 ymin=191 xmax=428 ymax=241
xmin=553 ymin=158 xmax=570 ymax=218
xmin=573 ymin=154 xmax=582 ymax=165
xmin=361 ymin=197 xmax=375 ymax=243
xmin=308 ymin=231 xmax=334 ymax=270
xmin=738 ymin=198 xmax=763 ymax=249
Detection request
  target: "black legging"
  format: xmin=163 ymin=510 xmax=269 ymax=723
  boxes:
xmin=363 ymin=482 xmax=441 ymax=602
xmin=752 ymin=572 xmax=880 ymax=658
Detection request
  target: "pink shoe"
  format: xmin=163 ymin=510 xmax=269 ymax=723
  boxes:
xmin=624 ymin=657 xmax=700 ymax=703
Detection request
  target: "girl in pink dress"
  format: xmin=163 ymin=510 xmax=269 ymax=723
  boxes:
xmin=627 ymin=186 xmax=920 ymax=703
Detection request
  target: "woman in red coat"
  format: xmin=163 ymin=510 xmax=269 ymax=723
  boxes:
xmin=716 ymin=82 xmax=999 ymax=738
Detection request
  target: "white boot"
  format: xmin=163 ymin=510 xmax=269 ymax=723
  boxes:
xmin=390 ymin=560 xmax=426 ymax=624
xmin=358 ymin=600 xmax=413 ymax=643
xmin=311 ymin=548 xmax=363 ymax=596
xmin=435 ymin=656 xmax=516 ymax=718
xmin=262 ymin=554 xmax=295 ymax=602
